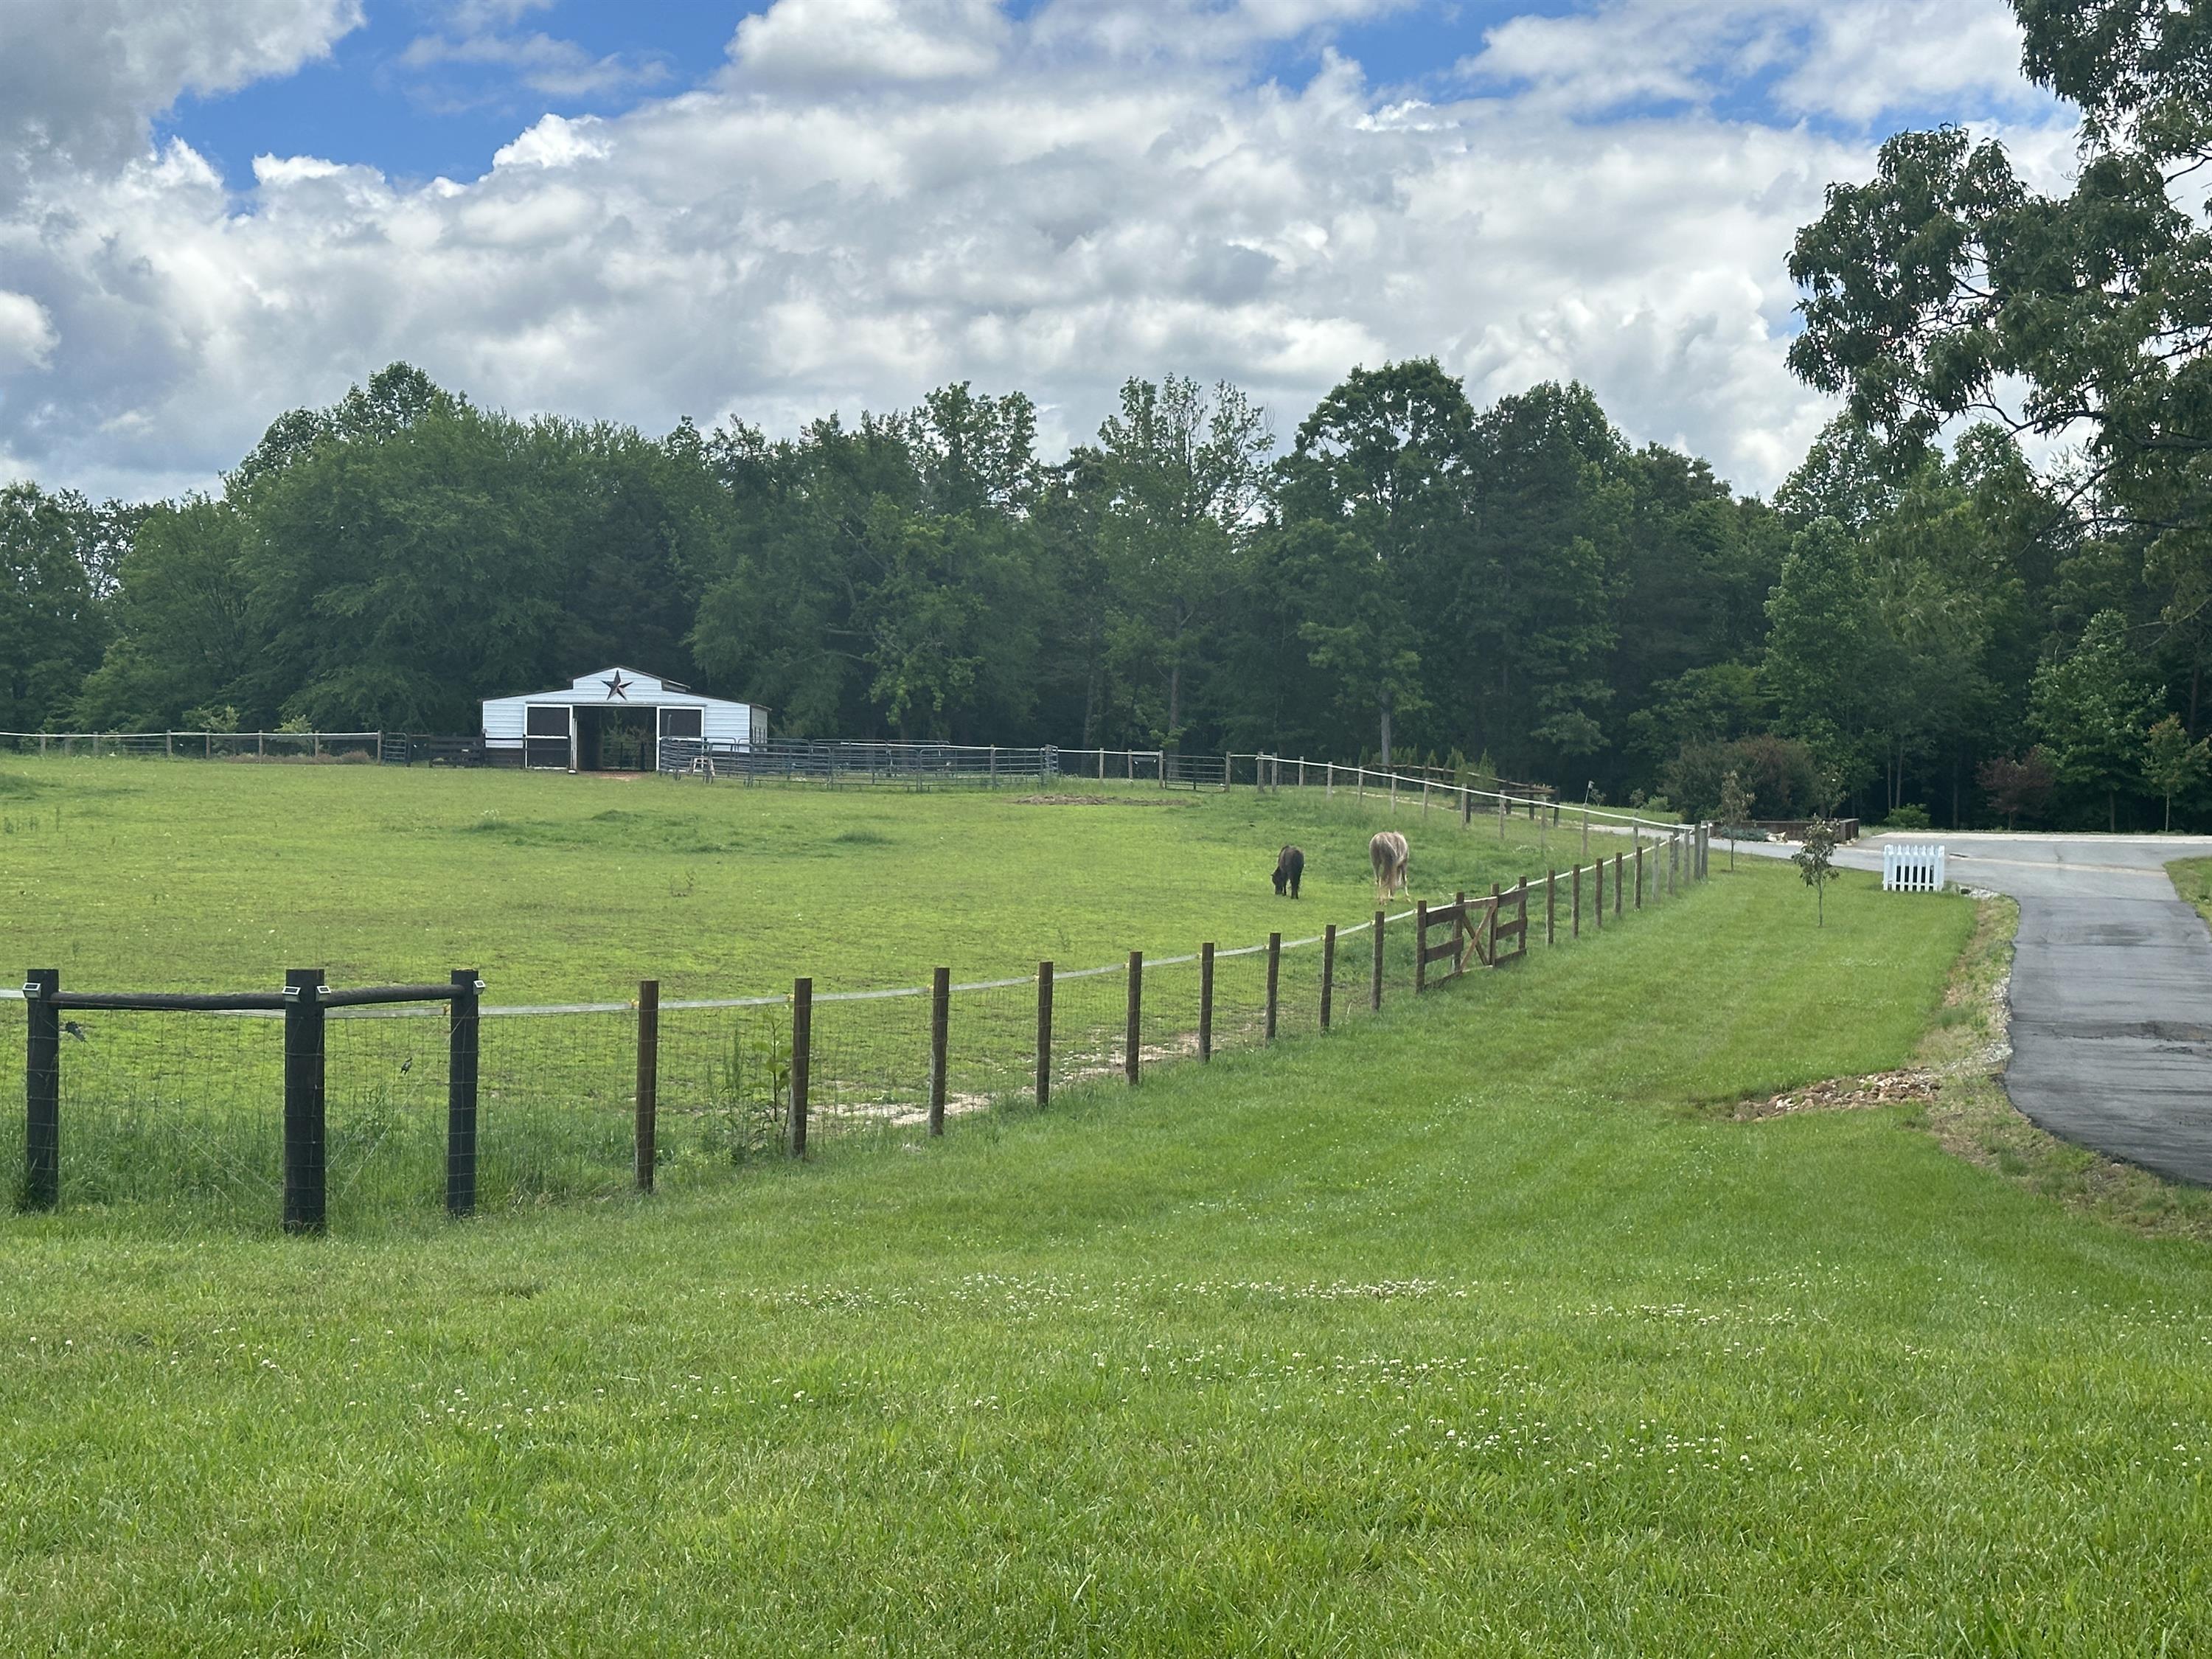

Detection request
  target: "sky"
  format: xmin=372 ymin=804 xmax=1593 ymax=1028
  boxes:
xmin=0 ymin=0 xmax=2076 ymax=504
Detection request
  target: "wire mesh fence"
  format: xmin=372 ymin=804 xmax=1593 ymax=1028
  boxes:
xmin=4 ymin=792 xmax=1709 ymax=1231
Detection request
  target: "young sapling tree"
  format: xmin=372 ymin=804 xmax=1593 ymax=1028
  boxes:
xmin=1792 ymin=815 xmax=1843 ymax=926
xmin=1717 ymin=770 xmax=1753 ymax=872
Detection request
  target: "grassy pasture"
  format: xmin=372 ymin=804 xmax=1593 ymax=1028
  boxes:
xmin=0 ymin=758 xmax=1622 ymax=1228
xmin=0 ymin=758 xmax=1585 ymax=998
xmin=10 ymin=849 xmax=2212 ymax=1650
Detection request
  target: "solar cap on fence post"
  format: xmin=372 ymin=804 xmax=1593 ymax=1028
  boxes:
xmin=24 ymin=967 xmax=59 ymax=1211
xmin=282 ymin=968 xmax=327 ymax=1235
xmin=448 ymin=969 xmax=481 ymax=1217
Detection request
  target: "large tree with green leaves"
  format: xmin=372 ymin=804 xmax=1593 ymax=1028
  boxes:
xmin=1 ymin=482 xmax=111 ymax=731
xmin=1273 ymin=360 xmax=1471 ymax=765
xmin=1788 ymin=0 xmax=2212 ymax=762
xmin=2030 ymin=609 xmax=2166 ymax=829
xmin=1090 ymin=375 xmax=1270 ymax=748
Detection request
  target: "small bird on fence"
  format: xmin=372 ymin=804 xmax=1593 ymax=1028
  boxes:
xmin=61 ymin=1020 xmax=88 ymax=1043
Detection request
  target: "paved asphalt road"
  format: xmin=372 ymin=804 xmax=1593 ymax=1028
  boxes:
xmin=1739 ymin=831 xmax=2212 ymax=1185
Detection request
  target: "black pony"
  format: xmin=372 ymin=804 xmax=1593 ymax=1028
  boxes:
xmin=1271 ymin=845 xmax=1304 ymax=898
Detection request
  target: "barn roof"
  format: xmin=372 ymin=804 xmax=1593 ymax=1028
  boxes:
xmin=481 ymin=667 xmax=759 ymax=710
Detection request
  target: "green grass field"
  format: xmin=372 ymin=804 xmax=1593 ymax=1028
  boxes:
xmin=6 ymin=762 xmax=2212 ymax=1649
xmin=1 ymin=759 xmax=1651 ymax=1229
xmin=0 ymin=759 xmax=1590 ymax=999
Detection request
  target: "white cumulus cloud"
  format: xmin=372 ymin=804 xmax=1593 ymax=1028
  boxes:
xmin=0 ymin=0 xmax=2073 ymax=502
xmin=0 ymin=0 xmax=361 ymax=193
xmin=0 ymin=292 xmax=59 ymax=372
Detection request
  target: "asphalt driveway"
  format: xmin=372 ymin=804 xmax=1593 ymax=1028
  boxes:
xmin=1741 ymin=831 xmax=2212 ymax=1186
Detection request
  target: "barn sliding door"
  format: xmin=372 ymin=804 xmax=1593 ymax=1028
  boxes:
xmin=524 ymin=705 xmax=572 ymax=770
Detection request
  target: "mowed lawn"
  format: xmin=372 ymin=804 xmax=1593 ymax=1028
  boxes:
xmin=0 ymin=759 xmax=1582 ymax=1000
xmin=8 ymin=843 xmax=2212 ymax=1652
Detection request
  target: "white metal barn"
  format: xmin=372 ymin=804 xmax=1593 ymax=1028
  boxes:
xmin=481 ymin=668 xmax=768 ymax=772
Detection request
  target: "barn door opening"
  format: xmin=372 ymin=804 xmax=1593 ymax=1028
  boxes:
xmin=577 ymin=706 xmax=656 ymax=772
xmin=524 ymin=705 xmax=572 ymax=770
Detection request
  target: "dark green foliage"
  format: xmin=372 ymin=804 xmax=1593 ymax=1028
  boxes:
xmin=1780 ymin=0 xmax=2212 ymax=824
xmin=2031 ymin=609 xmax=2167 ymax=830
xmin=1 ymin=482 xmax=120 ymax=730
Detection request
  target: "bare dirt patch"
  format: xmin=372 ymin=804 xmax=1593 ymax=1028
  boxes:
xmin=1731 ymin=1068 xmax=1938 ymax=1121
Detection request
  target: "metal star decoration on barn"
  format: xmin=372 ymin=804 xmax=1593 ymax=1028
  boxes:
xmin=602 ymin=671 xmax=631 ymax=700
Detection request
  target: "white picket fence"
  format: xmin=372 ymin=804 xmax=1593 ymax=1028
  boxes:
xmin=1882 ymin=843 xmax=1947 ymax=893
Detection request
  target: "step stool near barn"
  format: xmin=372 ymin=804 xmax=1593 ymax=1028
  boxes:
xmin=481 ymin=668 xmax=768 ymax=773
xmin=1882 ymin=843 xmax=1948 ymax=893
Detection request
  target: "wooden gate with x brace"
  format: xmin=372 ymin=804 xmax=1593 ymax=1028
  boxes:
xmin=1414 ymin=881 xmax=1529 ymax=992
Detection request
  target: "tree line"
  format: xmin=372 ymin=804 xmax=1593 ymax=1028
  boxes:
xmin=1 ymin=354 xmax=2206 ymax=830
xmin=10 ymin=0 xmax=2212 ymax=830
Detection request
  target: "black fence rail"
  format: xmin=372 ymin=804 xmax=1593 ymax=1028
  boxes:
xmin=1 ymin=730 xmax=385 ymax=761
xmin=380 ymin=734 xmax=485 ymax=766
xmin=20 ymin=969 xmax=481 ymax=1232
xmin=658 ymin=737 xmax=1060 ymax=785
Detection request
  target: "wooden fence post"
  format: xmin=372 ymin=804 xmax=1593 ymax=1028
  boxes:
xmin=634 ymin=978 xmax=658 ymax=1192
xmin=1321 ymin=925 xmax=1336 ymax=1030
xmin=1265 ymin=932 xmax=1281 ymax=1040
xmin=1199 ymin=943 xmax=1215 ymax=1062
xmin=448 ymin=970 xmax=479 ymax=1217
xmin=1371 ymin=910 xmax=1385 ymax=1010
xmin=1414 ymin=901 xmax=1429 ymax=993
xmin=1572 ymin=864 xmax=1582 ymax=938
xmin=1124 ymin=951 xmax=1143 ymax=1085
xmin=1615 ymin=852 xmax=1625 ymax=918
xmin=1595 ymin=858 xmax=1604 ymax=931
xmin=24 ymin=967 xmax=58 ymax=1211
xmin=1487 ymin=884 xmax=1500 ymax=967
xmin=1455 ymin=891 xmax=1467 ymax=977
xmin=928 ymin=965 xmax=950 ymax=1137
xmin=1461 ymin=790 xmax=1472 ymax=830
xmin=1547 ymin=869 xmax=1557 ymax=945
xmin=1635 ymin=845 xmax=1644 ymax=908
xmin=282 ymin=968 xmax=327 ymax=1234
xmin=789 ymin=978 xmax=811 ymax=1158
xmin=1036 ymin=961 xmax=1053 ymax=1107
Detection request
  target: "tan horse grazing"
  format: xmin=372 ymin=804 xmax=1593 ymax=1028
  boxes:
xmin=1369 ymin=830 xmax=1409 ymax=902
